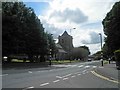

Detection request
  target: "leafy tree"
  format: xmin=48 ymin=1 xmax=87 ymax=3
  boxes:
xmin=79 ymin=46 xmax=90 ymax=55
xmin=2 ymin=2 xmax=56 ymax=63
xmin=70 ymin=47 xmax=89 ymax=61
xmin=102 ymin=1 xmax=120 ymax=56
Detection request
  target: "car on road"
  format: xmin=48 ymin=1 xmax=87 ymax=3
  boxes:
xmin=88 ymin=58 xmax=92 ymax=61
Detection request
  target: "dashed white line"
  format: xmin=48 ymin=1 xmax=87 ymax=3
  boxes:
xmin=56 ymin=76 xmax=62 ymax=78
xmin=63 ymin=74 xmax=72 ymax=77
xmin=53 ymin=80 xmax=60 ymax=83
xmin=78 ymin=65 xmax=84 ymax=68
xmin=71 ymin=75 xmax=76 ymax=78
xmin=0 ymin=74 xmax=8 ymax=76
xmin=99 ymin=66 xmax=104 ymax=68
xmin=84 ymin=66 xmax=90 ymax=68
xmin=28 ymin=71 xmax=32 ymax=73
xmin=75 ymin=72 xmax=80 ymax=74
xmin=71 ymin=65 xmax=77 ymax=67
xmin=63 ymin=78 xmax=69 ymax=80
xmin=83 ymin=73 xmax=86 ymax=74
xmin=93 ymin=66 xmax=97 ymax=68
xmin=77 ymin=74 xmax=81 ymax=76
xmin=82 ymin=70 xmax=87 ymax=72
xmin=40 ymin=83 xmax=49 ymax=86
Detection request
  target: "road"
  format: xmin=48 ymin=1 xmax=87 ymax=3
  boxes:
xmin=2 ymin=61 xmax=118 ymax=89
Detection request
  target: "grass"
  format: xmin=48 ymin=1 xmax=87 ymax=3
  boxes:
xmin=12 ymin=59 xmax=30 ymax=62
xmin=11 ymin=59 xmax=79 ymax=64
xmin=103 ymin=60 xmax=109 ymax=64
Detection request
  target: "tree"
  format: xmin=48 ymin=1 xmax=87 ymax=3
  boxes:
xmin=102 ymin=1 xmax=120 ymax=56
xmin=2 ymin=2 xmax=56 ymax=63
xmin=70 ymin=47 xmax=89 ymax=61
xmin=79 ymin=46 xmax=90 ymax=55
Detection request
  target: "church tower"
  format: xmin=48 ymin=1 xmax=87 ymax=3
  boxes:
xmin=58 ymin=31 xmax=74 ymax=52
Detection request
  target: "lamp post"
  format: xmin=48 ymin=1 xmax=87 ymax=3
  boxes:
xmin=69 ymin=28 xmax=76 ymax=62
xmin=99 ymin=33 xmax=103 ymax=66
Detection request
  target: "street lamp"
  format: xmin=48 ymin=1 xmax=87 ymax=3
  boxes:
xmin=99 ymin=33 xmax=103 ymax=66
xmin=69 ymin=28 xmax=76 ymax=62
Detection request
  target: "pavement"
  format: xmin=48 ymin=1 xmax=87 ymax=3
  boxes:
xmin=94 ymin=61 xmax=120 ymax=89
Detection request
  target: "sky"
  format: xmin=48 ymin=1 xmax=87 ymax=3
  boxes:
xmin=22 ymin=0 xmax=119 ymax=54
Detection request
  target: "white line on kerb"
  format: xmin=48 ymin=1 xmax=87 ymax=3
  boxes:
xmin=63 ymin=78 xmax=68 ymax=80
xmin=40 ymin=83 xmax=49 ymax=86
xmin=22 ymin=86 xmax=34 ymax=90
xmin=28 ymin=86 xmax=34 ymax=89
xmin=53 ymin=80 xmax=60 ymax=83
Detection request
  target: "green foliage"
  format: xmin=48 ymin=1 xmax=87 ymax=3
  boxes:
xmin=114 ymin=49 xmax=120 ymax=60
xmin=102 ymin=1 xmax=120 ymax=56
xmin=79 ymin=46 xmax=90 ymax=55
xmin=2 ymin=2 xmax=56 ymax=63
xmin=70 ymin=46 xmax=89 ymax=60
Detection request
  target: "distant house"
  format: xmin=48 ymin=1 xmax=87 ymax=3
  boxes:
xmin=55 ymin=43 xmax=67 ymax=60
xmin=56 ymin=31 xmax=74 ymax=60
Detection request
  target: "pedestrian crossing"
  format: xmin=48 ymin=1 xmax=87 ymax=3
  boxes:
xmin=52 ymin=64 xmax=100 ymax=69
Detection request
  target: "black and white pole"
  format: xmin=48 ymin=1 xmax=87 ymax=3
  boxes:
xmin=49 ymin=49 xmax=52 ymax=65
xmin=99 ymin=33 xmax=103 ymax=66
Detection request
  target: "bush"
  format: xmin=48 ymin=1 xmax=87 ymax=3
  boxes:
xmin=114 ymin=49 xmax=120 ymax=69
xmin=114 ymin=49 xmax=120 ymax=60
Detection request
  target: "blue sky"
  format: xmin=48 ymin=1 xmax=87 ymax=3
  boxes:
xmin=23 ymin=0 xmax=118 ymax=54
xmin=24 ymin=2 xmax=49 ymax=16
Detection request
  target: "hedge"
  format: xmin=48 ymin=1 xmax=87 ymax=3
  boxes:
xmin=114 ymin=49 xmax=120 ymax=61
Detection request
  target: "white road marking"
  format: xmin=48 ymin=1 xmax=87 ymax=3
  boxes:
xmin=93 ymin=66 xmax=97 ymax=68
xmin=63 ymin=74 xmax=72 ymax=77
xmin=71 ymin=76 xmax=75 ymax=78
xmin=28 ymin=71 xmax=32 ymax=73
xmin=83 ymin=73 xmax=86 ymax=74
xmin=53 ymin=80 xmax=60 ymax=83
xmin=75 ymin=72 xmax=80 ymax=74
xmin=99 ymin=66 xmax=104 ymax=68
xmin=86 ymin=71 xmax=89 ymax=73
xmin=0 ymin=74 xmax=8 ymax=76
xmin=22 ymin=86 xmax=34 ymax=90
xmin=84 ymin=66 xmax=90 ymax=68
xmin=40 ymin=83 xmax=49 ymax=86
xmin=71 ymin=65 xmax=77 ymax=67
xmin=56 ymin=76 xmax=62 ymax=78
xmin=77 ymin=74 xmax=81 ymax=76
xmin=37 ymin=71 xmax=41 ymax=72
xmin=63 ymin=78 xmax=68 ymax=80
xmin=82 ymin=70 xmax=87 ymax=72
xmin=78 ymin=65 xmax=84 ymax=68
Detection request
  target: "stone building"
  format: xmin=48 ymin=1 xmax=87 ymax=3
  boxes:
xmin=56 ymin=31 xmax=74 ymax=60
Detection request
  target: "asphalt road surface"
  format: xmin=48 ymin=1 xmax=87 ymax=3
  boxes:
xmin=2 ymin=61 xmax=118 ymax=89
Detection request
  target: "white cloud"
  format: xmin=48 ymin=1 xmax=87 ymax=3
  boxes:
xmin=38 ymin=0 xmax=118 ymax=54
xmin=49 ymin=8 xmax=88 ymax=24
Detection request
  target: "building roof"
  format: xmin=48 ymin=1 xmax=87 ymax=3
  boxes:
xmin=62 ymin=31 xmax=70 ymax=36
xmin=56 ymin=43 xmax=63 ymax=49
xmin=56 ymin=43 xmax=67 ymax=53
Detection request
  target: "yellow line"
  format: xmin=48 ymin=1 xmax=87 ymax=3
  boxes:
xmin=91 ymin=71 xmax=119 ymax=84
